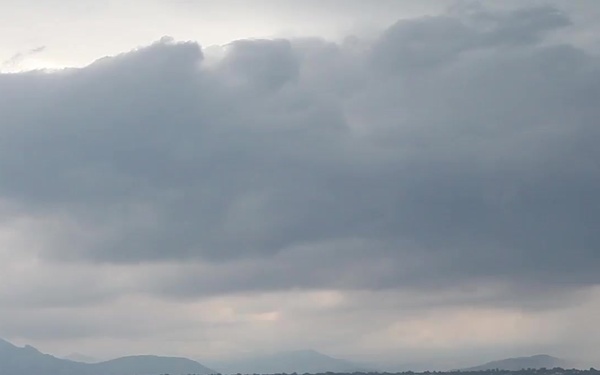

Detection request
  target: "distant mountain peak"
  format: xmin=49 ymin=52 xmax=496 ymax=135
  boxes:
xmin=209 ymin=349 xmax=373 ymax=374
xmin=0 ymin=338 xmax=40 ymax=353
xmin=464 ymin=354 xmax=569 ymax=371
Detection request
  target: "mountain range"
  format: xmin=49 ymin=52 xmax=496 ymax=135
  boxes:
xmin=0 ymin=338 xmax=215 ymax=375
xmin=0 ymin=338 xmax=369 ymax=375
xmin=1 ymin=337 xmax=575 ymax=375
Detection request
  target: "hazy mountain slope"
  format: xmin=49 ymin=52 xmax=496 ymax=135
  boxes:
xmin=0 ymin=338 xmax=215 ymax=375
xmin=0 ymin=339 xmax=89 ymax=375
xmin=464 ymin=355 xmax=569 ymax=371
xmin=91 ymin=355 xmax=215 ymax=375
xmin=210 ymin=349 xmax=372 ymax=374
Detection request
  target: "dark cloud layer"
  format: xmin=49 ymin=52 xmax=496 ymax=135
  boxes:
xmin=1 ymin=5 xmax=599 ymax=300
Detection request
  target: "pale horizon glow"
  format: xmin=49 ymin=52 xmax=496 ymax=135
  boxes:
xmin=0 ymin=1 xmax=448 ymax=72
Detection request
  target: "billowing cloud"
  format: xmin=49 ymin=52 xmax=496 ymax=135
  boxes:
xmin=1 ymin=3 xmax=599 ymax=367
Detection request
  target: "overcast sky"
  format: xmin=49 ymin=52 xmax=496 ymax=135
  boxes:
xmin=1 ymin=0 xmax=600 ymax=370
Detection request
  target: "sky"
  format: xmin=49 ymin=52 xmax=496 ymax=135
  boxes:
xmin=1 ymin=0 xmax=600 ymax=370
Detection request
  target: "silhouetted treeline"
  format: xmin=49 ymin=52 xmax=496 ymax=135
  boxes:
xmin=162 ymin=367 xmax=600 ymax=375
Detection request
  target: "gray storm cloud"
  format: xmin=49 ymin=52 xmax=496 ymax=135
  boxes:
xmin=1 ymin=6 xmax=599 ymax=360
